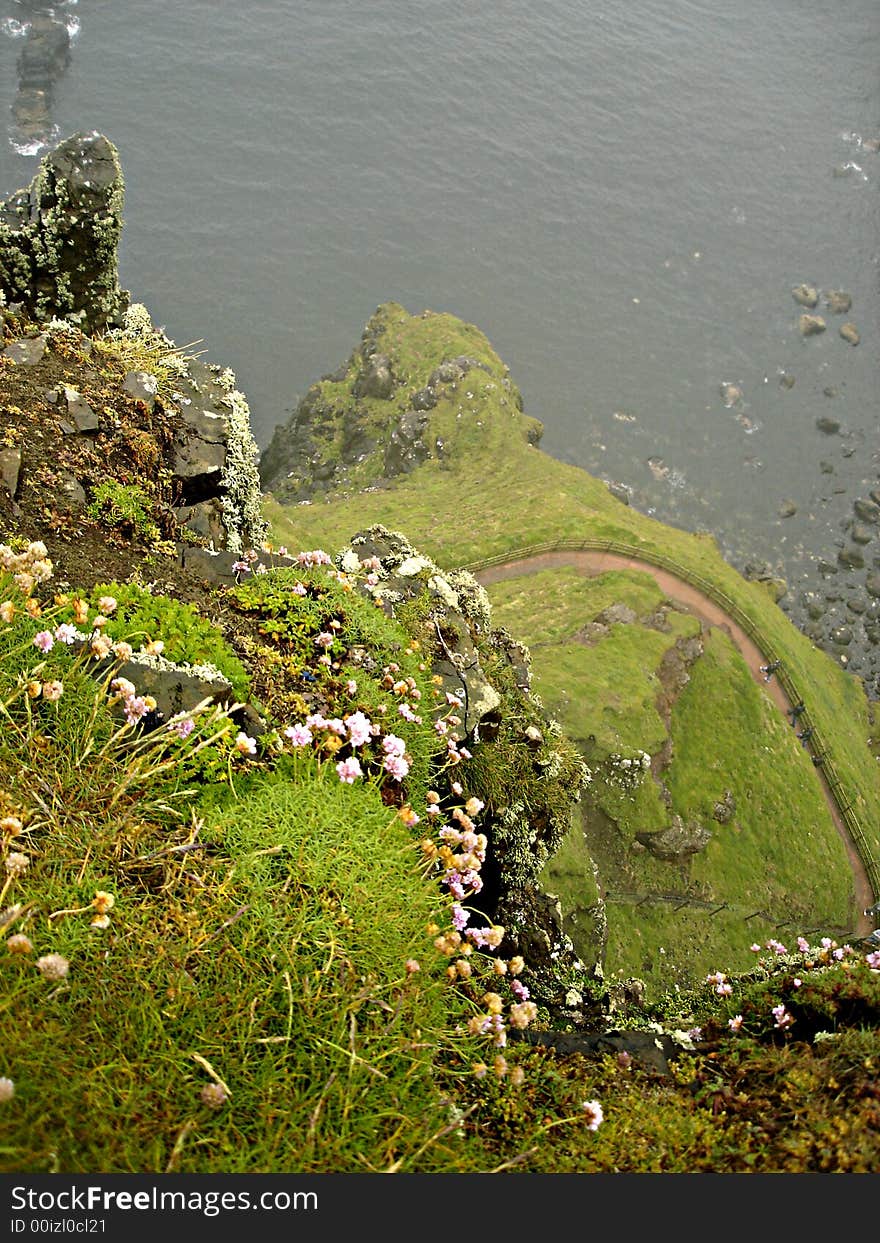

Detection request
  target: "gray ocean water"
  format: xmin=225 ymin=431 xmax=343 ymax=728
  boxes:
xmin=2 ymin=0 xmax=879 ymax=679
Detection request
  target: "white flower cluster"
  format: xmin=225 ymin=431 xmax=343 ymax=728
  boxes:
xmin=604 ymin=750 xmax=651 ymax=790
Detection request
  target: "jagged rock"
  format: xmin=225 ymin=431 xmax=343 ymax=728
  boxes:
xmin=511 ymin=1028 xmax=677 ymax=1077
xmin=866 ymin=573 xmax=880 ymax=599
xmin=802 ymin=591 xmax=825 ymax=620
xmin=792 ymin=283 xmax=819 ymax=308
xmin=384 ymin=409 xmax=430 ymax=477
xmin=778 ymin=499 xmax=797 ymax=518
xmin=636 ymin=815 xmax=712 ymax=861
xmin=525 ymin=725 xmax=544 ymax=748
xmin=0 ymin=449 xmax=22 ymax=498
xmin=712 ymin=791 xmax=736 ymax=825
xmin=410 ymin=386 xmax=437 ymax=412
xmin=174 ymin=499 xmax=227 ymax=546
xmin=607 ymin=481 xmax=631 ymax=505
xmin=574 ymin=621 xmax=610 ymax=645
xmin=595 ymin=603 xmax=637 ymax=626
xmin=658 ymin=635 xmax=704 ymax=699
xmin=851 ymin=523 xmax=874 ymax=546
xmin=57 ymin=471 xmax=85 ymax=507
xmin=2 ymin=333 xmax=47 ymax=366
xmin=345 ymin=525 xmax=501 ymax=734
xmin=0 ymin=132 xmax=128 ymax=330
xmin=825 ymin=290 xmax=852 ymax=314
xmin=840 ymin=322 xmax=860 ymax=346
xmin=353 ymin=352 xmax=394 ymax=400
xmin=60 ymin=385 xmax=99 ymax=432
xmin=838 ymin=546 xmax=865 ymax=570
xmin=123 ymin=371 xmax=159 ymax=406
xmin=799 ymin=313 xmax=826 ymax=337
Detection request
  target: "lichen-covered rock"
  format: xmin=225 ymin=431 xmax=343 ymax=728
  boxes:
xmin=0 ymin=132 xmax=128 ymax=330
xmin=344 ymin=524 xmax=501 ymax=734
xmin=636 ymin=815 xmax=712 ymax=861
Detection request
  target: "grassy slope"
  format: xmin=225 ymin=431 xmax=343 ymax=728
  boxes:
xmin=263 ymin=305 xmax=878 ymax=996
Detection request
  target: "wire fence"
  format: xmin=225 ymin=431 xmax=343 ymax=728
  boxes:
xmin=463 ymin=536 xmax=880 ymax=898
xmin=603 ymin=888 xmax=855 ymax=938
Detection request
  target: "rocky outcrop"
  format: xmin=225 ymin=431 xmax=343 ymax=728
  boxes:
xmin=342 ymin=524 xmax=503 ymax=735
xmin=259 ymin=303 xmax=539 ymax=502
xmin=636 ymin=815 xmax=712 ymax=861
xmin=0 ymin=132 xmax=128 ymax=330
xmin=0 ymin=299 xmax=266 ymax=554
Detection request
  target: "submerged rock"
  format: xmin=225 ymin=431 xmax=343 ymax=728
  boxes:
xmin=825 ymin=290 xmax=852 ymax=314
xmin=792 ymin=283 xmax=819 ymax=308
xmin=839 ymin=322 xmax=860 ymax=346
xmin=799 ymin=313 xmax=826 ymax=337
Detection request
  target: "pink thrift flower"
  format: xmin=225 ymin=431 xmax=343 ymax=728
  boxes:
xmin=382 ymin=733 xmax=406 ymax=757
xmin=345 ymin=711 xmax=372 ymax=747
xmin=336 ymin=756 xmax=363 ymax=784
xmin=54 ymin=623 xmax=77 ymax=645
xmin=124 ymin=696 xmax=149 ymax=725
xmin=383 ymin=754 xmax=410 ymax=781
xmin=728 ymin=1014 xmax=744 ymax=1032
xmin=581 ymin=1100 xmax=604 ymax=1132
xmin=284 ymin=724 xmax=313 ymax=747
xmin=772 ymin=1004 xmax=794 ymax=1029
xmin=405 ymin=959 xmax=420 ymax=975
xmin=292 ymin=582 xmax=307 ymax=597
xmin=451 ymin=904 xmax=469 ymax=931
xmin=33 ymin=630 xmax=54 ymax=653
xmin=314 ymin=632 xmax=335 ymax=649
xmin=170 ymin=717 xmax=195 ymax=740
xmin=797 ymin=936 xmax=810 ymax=953
xmin=235 ymin=732 xmax=257 ymax=756
xmin=346 ymin=679 xmax=358 ymax=695
xmin=866 ymin=950 xmax=880 ymax=970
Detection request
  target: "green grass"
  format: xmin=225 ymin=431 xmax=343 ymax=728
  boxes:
xmin=262 ymin=308 xmax=880 ymax=900
xmin=263 ymin=304 xmax=880 ymax=996
xmin=479 ymin=568 xmax=857 ymax=997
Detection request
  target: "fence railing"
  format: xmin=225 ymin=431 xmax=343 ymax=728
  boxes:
xmin=462 ymin=536 xmax=880 ymax=899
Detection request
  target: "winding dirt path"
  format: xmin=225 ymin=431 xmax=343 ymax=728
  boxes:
xmin=474 ymin=549 xmax=874 ymax=937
